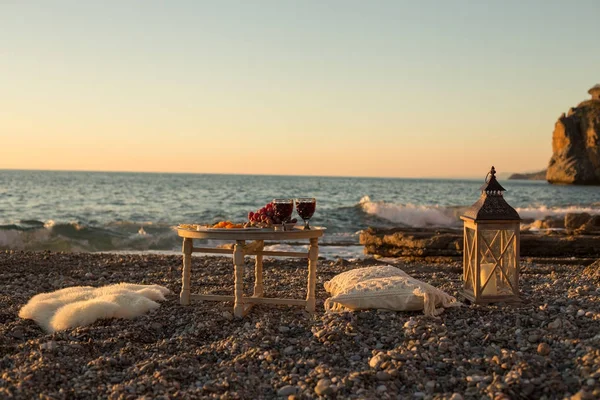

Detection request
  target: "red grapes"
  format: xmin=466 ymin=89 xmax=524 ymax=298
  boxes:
xmin=248 ymin=202 xmax=297 ymax=226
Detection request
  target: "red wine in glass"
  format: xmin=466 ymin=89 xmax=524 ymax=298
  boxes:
xmin=272 ymin=199 xmax=294 ymax=229
xmin=296 ymin=198 xmax=316 ymax=230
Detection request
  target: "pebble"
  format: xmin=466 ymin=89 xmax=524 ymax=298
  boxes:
xmin=425 ymin=380 xmax=436 ymax=392
xmin=314 ymin=329 xmax=327 ymax=338
xmin=277 ymin=385 xmax=298 ymax=397
xmin=369 ymin=353 xmax=387 ymax=369
xmin=314 ymin=378 xmax=333 ymax=396
xmin=527 ymin=334 xmax=539 ymax=343
xmin=577 ymin=309 xmax=586 ymax=317
xmin=548 ymin=318 xmax=563 ymax=330
xmin=150 ymin=322 xmax=163 ymax=330
xmin=466 ymin=375 xmax=484 ymax=383
xmin=375 ymin=371 xmax=391 ymax=381
xmin=222 ymin=311 xmax=233 ymax=320
xmin=537 ymin=342 xmax=551 ymax=356
xmin=10 ymin=328 xmax=24 ymax=340
xmin=449 ymin=394 xmax=464 ymax=400
xmin=40 ymin=341 xmax=58 ymax=351
xmin=403 ymin=318 xmax=418 ymax=328
xmin=470 ymin=329 xmax=483 ymax=339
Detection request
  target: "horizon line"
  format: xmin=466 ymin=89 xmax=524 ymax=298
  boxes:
xmin=0 ymin=167 xmax=499 ymax=181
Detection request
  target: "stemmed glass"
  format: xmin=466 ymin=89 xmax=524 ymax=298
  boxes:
xmin=296 ymin=198 xmax=316 ymax=230
xmin=272 ymin=199 xmax=294 ymax=230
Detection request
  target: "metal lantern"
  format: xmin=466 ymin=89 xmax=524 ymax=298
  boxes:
xmin=460 ymin=166 xmax=521 ymax=304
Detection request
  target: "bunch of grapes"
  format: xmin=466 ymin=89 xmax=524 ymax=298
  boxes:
xmin=248 ymin=202 xmax=277 ymax=225
xmin=248 ymin=202 xmax=297 ymax=226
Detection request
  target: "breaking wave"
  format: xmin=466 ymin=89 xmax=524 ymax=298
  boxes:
xmin=358 ymin=196 xmax=464 ymax=228
xmin=0 ymin=221 xmax=181 ymax=253
xmin=515 ymin=205 xmax=600 ymax=220
xmin=358 ymin=196 xmax=600 ymax=228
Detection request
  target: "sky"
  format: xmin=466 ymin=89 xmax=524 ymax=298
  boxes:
xmin=1 ymin=0 xmax=599 ymax=178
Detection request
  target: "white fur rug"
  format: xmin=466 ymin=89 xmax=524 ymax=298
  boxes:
xmin=19 ymin=283 xmax=171 ymax=333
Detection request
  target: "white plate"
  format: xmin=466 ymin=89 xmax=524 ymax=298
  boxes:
xmin=198 ymin=226 xmax=263 ymax=232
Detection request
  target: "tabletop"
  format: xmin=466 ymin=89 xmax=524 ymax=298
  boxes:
xmin=176 ymin=226 xmax=325 ymax=241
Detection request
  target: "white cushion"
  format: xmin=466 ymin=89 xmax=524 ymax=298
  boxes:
xmin=324 ymin=265 xmax=460 ymax=316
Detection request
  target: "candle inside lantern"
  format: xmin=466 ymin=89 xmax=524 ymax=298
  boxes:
xmin=480 ymin=263 xmax=497 ymax=295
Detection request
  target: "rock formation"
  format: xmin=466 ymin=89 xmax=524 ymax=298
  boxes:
xmin=360 ymin=226 xmax=600 ymax=259
xmin=546 ymin=86 xmax=600 ymax=185
xmin=508 ymin=170 xmax=547 ymax=180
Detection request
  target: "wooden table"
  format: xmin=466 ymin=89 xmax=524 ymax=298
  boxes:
xmin=176 ymin=227 xmax=325 ymax=318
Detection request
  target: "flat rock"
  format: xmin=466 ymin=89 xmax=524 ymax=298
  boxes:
xmin=360 ymin=227 xmax=600 ymax=258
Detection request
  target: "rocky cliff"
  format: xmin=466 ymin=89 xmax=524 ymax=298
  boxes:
xmin=546 ymin=100 xmax=600 ymax=185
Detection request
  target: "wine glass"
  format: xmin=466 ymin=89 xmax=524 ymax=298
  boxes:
xmin=272 ymin=199 xmax=294 ymax=230
xmin=295 ymin=198 xmax=316 ymax=230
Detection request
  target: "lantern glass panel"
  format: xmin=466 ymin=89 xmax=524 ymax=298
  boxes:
xmin=498 ymin=229 xmax=517 ymax=295
xmin=464 ymin=227 xmax=476 ymax=292
xmin=478 ymin=228 xmax=517 ymax=297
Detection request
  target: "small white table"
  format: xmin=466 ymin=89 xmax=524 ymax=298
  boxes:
xmin=176 ymin=227 xmax=325 ymax=318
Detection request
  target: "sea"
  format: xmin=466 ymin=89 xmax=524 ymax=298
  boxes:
xmin=1 ymin=170 xmax=599 ymax=259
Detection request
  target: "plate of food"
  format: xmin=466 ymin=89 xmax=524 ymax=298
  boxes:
xmin=200 ymin=226 xmax=263 ymax=231
xmin=178 ymin=221 xmax=262 ymax=231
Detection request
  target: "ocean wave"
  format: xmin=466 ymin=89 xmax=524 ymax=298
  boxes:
xmin=0 ymin=221 xmax=181 ymax=252
xmin=515 ymin=205 xmax=600 ymax=220
xmin=358 ymin=196 xmax=463 ymax=227
xmin=357 ymin=196 xmax=600 ymax=228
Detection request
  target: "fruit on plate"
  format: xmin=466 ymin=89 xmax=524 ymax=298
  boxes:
xmin=212 ymin=221 xmax=244 ymax=229
xmin=179 ymin=222 xmax=245 ymax=230
xmin=247 ymin=202 xmax=297 ymax=228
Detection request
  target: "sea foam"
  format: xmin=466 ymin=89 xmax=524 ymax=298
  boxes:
xmin=515 ymin=205 xmax=600 ymax=220
xmin=358 ymin=196 xmax=600 ymax=228
xmin=359 ymin=196 xmax=461 ymax=227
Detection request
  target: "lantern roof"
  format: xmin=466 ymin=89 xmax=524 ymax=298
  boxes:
xmin=462 ymin=166 xmax=521 ymax=221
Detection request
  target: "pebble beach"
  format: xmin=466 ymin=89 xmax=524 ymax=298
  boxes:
xmin=1 ymin=251 xmax=599 ymax=399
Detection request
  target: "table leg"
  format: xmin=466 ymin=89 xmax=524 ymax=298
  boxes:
xmin=253 ymin=240 xmax=264 ymax=298
xmin=306 ymin=237 xmax=318 ymax=313
xmin=180 ymin=238 xmax=193 ymax=305
xmin=233 ymin=240 xmax=245 ymax=318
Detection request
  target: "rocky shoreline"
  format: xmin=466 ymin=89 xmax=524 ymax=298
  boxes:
xmin=1 ymin=251 xmax=599 ymax=399
xmin=360 ymin=212 xmax=600 ymax=261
